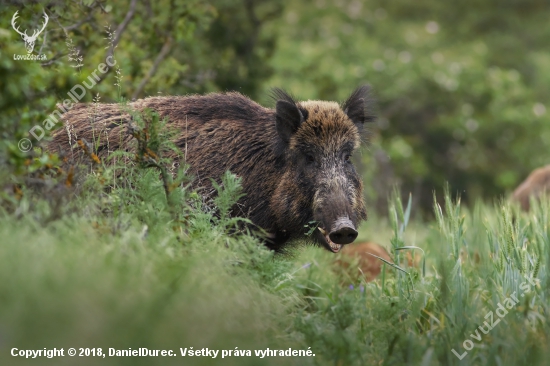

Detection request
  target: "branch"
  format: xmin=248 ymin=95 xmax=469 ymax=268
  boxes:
xmin=131 ymin=36 xmax=173 ymax=100
xmin=48 ymin=2 xmax=99 ymax=35
xmin=106 ymin=0 xmax=138 ymax=62
xmin=40 ymin=52 xmax=65 ymax=67
xmin=64 ymin=13 xmax=94 ymax=31
xmin=38 ymin=30 xmax=48 ymax=55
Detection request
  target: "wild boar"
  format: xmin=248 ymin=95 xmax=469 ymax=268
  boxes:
xmin=49 ymin=86 xmax=375 ymax=252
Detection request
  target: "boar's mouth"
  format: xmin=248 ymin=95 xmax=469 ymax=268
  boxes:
xmin=312 ymin=218 xmax=359 ymax=253
xmin=313 ymin=227 xmax=343 ymax=253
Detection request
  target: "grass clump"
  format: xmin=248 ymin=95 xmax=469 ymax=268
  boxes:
xmin=1 ymin=113 xmax=550 ymax=365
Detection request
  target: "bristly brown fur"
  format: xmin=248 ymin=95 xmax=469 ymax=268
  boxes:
xmin=49 ymin=87 xmax=375 ymax=252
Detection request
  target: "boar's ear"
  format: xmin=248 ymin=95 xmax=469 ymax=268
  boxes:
xmin=272 ymin=88 xmax=306 ymax=143
xmin=342 ymin=85 xmax=375 ymax=128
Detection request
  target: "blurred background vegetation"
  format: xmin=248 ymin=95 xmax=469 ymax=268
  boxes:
xmin=1 ymin=0 xmax=549 ymax=215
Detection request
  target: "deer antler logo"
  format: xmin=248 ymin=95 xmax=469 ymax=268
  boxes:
xmin=11 ymin=10 xmax=49 ymax=54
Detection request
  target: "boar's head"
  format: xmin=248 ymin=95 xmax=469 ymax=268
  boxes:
xmin=270 ymin=86 xmax=374 ymax=253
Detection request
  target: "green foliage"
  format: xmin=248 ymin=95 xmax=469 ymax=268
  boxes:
xmin=202 ymin=0 xmax=283 ymax=97
xmin=0 ymin=0 xmax=280 ymax=189
xmin=266 ymin=0 xmax=550 ymax=212
xmin=211 ymin=171 xmax=246 ymax=222
xmin=1 ymin=132 xmax=550 ymax=365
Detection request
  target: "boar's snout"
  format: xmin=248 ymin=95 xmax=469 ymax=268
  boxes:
xmin=315 ymin=216 xmax=358 ymax=253
xmin=314 ymin=190 xmax=361 ymax=253
xmin=329 ymin=218 xmax=358 ymax=245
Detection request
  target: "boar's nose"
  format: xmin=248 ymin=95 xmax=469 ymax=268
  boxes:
xmin=329 ymin=227 xmax=358 ymax=244
xmin=329 ymin=218 xmax=358 ymax=245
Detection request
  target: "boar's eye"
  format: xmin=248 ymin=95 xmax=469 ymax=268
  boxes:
xmin=344 ymin=154 xmax=352 ymax=163
xmin=305 ymin=154 xmax=315 ymax=164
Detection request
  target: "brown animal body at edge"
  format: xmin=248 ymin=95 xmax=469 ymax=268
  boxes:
xmin=336 ymin=242 xmax=421 ymax=282
xmin=49 ymin=87 xmax=375 ymax=253
xmin=512 ymin=165 xmax=550 ymax=211
xmin=337 ymin=242 xmax=392 ymax=282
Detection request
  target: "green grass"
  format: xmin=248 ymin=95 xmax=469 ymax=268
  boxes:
xmin=1 ymin=150 xmax=549 ymax=366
